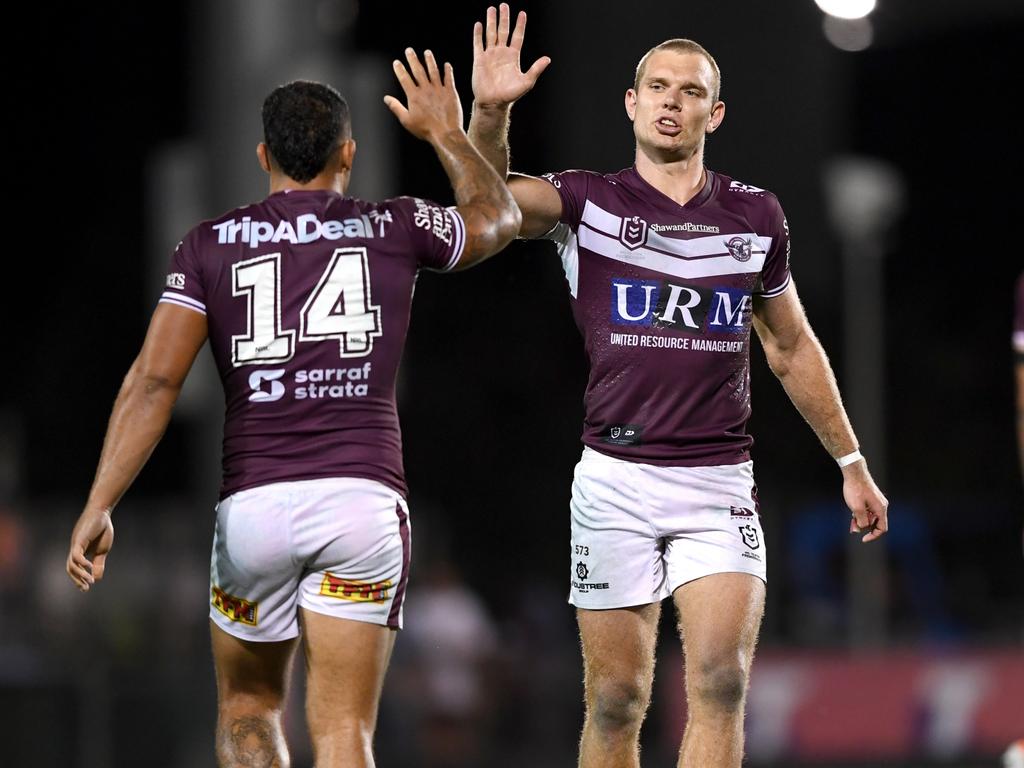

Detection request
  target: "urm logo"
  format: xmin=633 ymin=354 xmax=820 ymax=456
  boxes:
xmin=248 ymin=369 xmax=286 ymax=402
xmin=611 ymin=279 xmax=750 ymax=334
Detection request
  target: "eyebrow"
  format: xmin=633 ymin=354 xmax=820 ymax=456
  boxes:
xmin=646 ymin=76 xmax=706 ymax=93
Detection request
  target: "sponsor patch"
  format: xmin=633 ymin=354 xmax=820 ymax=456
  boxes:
xmin=730 ymin=506 xmax=755 ymax=517
xmin=601 ymin=424 xmax=643 ymax=446
xmin=212 ymin=586 xmax=258 ymax=625
xmin=739 ymin=524 xmax=760 ymax=550
xmin=319 ymin=573 xmax=392 ymax=603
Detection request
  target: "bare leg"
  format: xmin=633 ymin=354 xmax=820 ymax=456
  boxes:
xmin=576 ymin=603 xmax=661 ymax=768
xmin=211 ymin=621 xmax=298 ymax=768
xmin=300 ymin=608 xmax=396 ymax=768
xmin=674 ymin=573 xmax=765 ymax=768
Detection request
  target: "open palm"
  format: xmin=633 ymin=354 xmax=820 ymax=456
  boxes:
xmin=472 ymin=4 xmax=550 ymax=108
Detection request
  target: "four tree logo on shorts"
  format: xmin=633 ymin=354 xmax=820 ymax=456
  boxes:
xmin=319 ymin=573 xmax=392 ymax=603
xmin=738 ymin=524 xmax=760 ymax=550
xmin=576 ymin=561 xmax=590 ymax=580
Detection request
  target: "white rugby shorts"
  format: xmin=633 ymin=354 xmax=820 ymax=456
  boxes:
xmin=209 ymin=477 xmax=411 ymax=641
xmin=569 ymin=447 xmax=766 ymax=609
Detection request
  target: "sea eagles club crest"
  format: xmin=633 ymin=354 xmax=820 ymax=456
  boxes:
xmin=725 ymin=236 xmax=752 ymax=262
xmin=619 ymin=215 xmax=649 ymax=250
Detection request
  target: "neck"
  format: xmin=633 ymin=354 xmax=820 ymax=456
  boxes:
xmin=633 ymin=145 xmax=706 ymax=207
xmin=268 ymin=170 xmax=347 ymax=195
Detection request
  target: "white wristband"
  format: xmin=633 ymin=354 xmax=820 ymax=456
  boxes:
xmin=836 ymin=449 xmax=864 ymax=468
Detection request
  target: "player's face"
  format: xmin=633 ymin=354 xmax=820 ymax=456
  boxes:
xmin=625 ymin=51 xmax=723 ymax=161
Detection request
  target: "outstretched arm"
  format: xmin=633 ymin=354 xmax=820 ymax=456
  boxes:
xmin=752 ymin=282 xmax=889 ymax=542
xmin=467 ymin=4 xmax=560 ymax=239
xmin=67 ymin=303 xmax=208 ymax=591
xmin=385 ymin=47 xmax=520 ymax=268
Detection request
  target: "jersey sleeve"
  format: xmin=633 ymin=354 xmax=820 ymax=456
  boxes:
xmin=539 ymin=170 xmax=593 ymax=231
xmin=386 ymin=197 xmax=467 ymax=272
xmin=159 ymin=227 xmax=207 ymax=315
xmin=755 ymin=195 xmax=792 ymax=299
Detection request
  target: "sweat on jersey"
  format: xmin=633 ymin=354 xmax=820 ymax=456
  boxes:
xmin=160 ymin=189 xmax=466 ymax=499
xmin=541 ymin=166 xmax=791 ymax=467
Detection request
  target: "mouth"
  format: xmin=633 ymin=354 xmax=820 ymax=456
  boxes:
xmin=654 ymin=117 xmax=681 ymax=136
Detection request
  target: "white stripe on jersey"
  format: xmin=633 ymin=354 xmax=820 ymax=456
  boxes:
xmin=546 ymin=222 xmax=579 ymax=298
xmin=578 ymin=224 xmax=766 ymax=281
xmin=758 ymin=272 xmax=791 ymax=299
xmin=159 ymin=291 xmax=207 ymax=315
xmin=581 ymin=200 xmax=773 ymax=262
xmin=443 ymin=207 xmax=466 ymax=271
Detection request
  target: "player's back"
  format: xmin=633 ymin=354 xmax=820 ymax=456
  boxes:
xmin=161 ymin=189 xmax=465 ymax=498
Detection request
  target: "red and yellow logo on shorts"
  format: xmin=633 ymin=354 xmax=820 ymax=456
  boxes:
xmin=319 ymin=573 xmax=392 ymax=603
xmin=211 ymin=585 xmax=258 ymax=625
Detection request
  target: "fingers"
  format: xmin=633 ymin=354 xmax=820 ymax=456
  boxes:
xmin=66 ymin=546 xmax=95 ymax=591
xmin=391 ymin=58 xmax=415 ymax=96
xmin=473 ymin=20 xmax=484 ymax=55
xmin=443 ymin=61 xmax=455 ymax=90
xmin=497 ymin=2 xmax=511 ymax=47
xmin=510 ymin=9 xmax=527 ymax=51
xmin=92 ymin=552 xmax=108 ymax=581
xmin=424 ymin=49 xmax=441 ymax=83
xmin=486 ymin=5 xmax=498 ymax=47
xmin=404 ymin=47 xmax=429 ymax=85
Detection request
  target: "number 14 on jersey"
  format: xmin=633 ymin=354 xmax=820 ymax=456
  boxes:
xmin=231 ymin=247 xmax=382 ymax=366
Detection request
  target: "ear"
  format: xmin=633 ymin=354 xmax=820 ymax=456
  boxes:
xmin=256 ymin=142 xmax=272 ymax=174
xmin=624 ymin=89 xmax=637 ymax=122
xmin=706 ymin=100 xmax=726 ymax=134
xmin=339 ymin=139 xmax=357 ymax=172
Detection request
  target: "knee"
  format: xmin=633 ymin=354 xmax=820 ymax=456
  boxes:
xmin=588 ymin=678 xmax=651 ymax=734
xmin=691 ymin=661 xmax=748 ymax=713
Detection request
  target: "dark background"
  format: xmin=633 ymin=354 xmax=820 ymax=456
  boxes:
xmin=4 ymin=1 xmax=1023 ymax=766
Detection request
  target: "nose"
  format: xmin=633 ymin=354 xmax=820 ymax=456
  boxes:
xmin=661 ymin=90 xmax=681 ymax=110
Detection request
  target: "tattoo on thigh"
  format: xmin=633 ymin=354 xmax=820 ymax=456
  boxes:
xmin=219 ymin=715 xmax=282 ymax=768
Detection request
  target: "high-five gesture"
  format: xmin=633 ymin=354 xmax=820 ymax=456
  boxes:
xmin=384 ymin=48 xmax=464 ymax=142
xmin=472 ymin=3 xmax=551 ymax=108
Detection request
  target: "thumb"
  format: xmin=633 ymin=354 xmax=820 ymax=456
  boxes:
xmin=526 ymin=56 xmax=551 ymax=82
xmin=92 ymin=552 xmax=108 ymax=581
xmin=383 ymin=95 xmax=409 ymax=124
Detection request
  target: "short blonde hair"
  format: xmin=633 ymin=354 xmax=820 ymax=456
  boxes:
xmin=633 ymin=39 xmax=721 ymax=102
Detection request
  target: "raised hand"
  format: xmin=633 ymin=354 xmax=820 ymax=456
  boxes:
xmin=384 ymin=48 xmax=464 ymax=142
xmin=472 ymin=3 xmax=551 ymax=108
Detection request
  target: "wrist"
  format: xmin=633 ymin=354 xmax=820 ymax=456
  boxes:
xmin=836 ymin=448 xmax=863 ymax=468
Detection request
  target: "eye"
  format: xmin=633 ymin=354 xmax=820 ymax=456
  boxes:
xmin=649 ymin=82 xmax=664 ymax=91
xmin=685 ymin=89 xmax=700 ymax=97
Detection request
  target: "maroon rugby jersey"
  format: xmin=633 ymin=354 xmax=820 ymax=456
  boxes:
xmin=542 ymin=166 xmax=790 ymax=466
xmin=160 ymin=189 xmax=465 ymax=498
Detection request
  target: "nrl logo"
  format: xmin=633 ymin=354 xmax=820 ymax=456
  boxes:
xmin=619 ymin=215 xmax=649 ymax=250
xmin=724 ymin=236 xmax=752 ymax=262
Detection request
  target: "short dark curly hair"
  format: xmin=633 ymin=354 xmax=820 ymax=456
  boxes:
xmin=262 ymin=81 xmax=350 ymax=183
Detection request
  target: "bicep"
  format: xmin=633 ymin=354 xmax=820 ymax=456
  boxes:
xmin=134 ymin=302 xmax=208 ymax=388
xmin=508 ymin=173 xmax=563 ymax=238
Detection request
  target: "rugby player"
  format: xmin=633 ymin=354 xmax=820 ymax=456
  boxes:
xmin=468 ymin=6 xmax=889 ymax=766
xmin=66 ymin=52 xmax=520 ymax=768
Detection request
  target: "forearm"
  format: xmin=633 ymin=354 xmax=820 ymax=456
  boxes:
xmin=85 ymin=362 xmax=181 ymax=513
xmin=431 ymin=128 xmax=521 ymax=256
xmin=767 ymin=328 xmax=858 ymax=459
xmin=467 ymin=103 xmax=511 ymax=179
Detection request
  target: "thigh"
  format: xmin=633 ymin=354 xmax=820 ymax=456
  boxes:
xmin=296 ymin=479 xmax=411 ymax=629
xmin=570 ymin=449 xmax=668 ymax=609
xmin=211 ymin=619 xmax=299 ymax=702
xmin=577 ymin=603 xmax=661 ymax=689
xmin=301 ymin=608 xmax=397 ymax=723
xmin=672 ymin=573 xmax=765 ymax=676
xmin=211 ymin=485 xmax=304 ymax=642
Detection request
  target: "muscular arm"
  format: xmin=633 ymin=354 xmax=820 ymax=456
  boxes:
xmin=752 ymin=281 xmax=888 ymax=541
xmin=429 ymin=127 xmax=522 ymax=269
xmin=67 ymin=303 xmax=207 ymax=589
